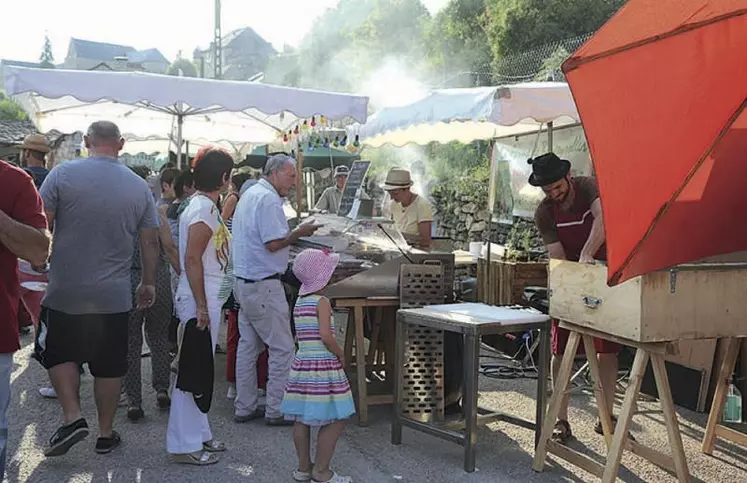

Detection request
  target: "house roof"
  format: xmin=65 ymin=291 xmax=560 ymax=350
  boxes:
xmin=69 ymin=38 xmax=169 ymax=64
xmin=0 ymin=120 xmax=72 ymax=148
xmin=1 ymin=59 xmax=42 ymax=69
xmin=70 ymin=38 xmax=135 ymax=60
xmin=198 ymin=27 xmax=276 ymax=55
xmin=0 ymin=120 xmax=39 ymax=145
xmin=128 ymin=48 xmax=169 ymax=64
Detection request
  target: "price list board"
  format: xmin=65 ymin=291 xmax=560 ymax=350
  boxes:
xmin=337 ymin=160 xmax=371 ymax=218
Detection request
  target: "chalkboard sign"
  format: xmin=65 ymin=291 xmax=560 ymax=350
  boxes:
xmin=337 ymin=160 xmax=371 ymax=218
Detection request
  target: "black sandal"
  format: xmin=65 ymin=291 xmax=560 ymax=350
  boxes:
xmin=95 ymin=430 xmax=122 ymax=454
xmin=551 ymin=419 xmax=573 ymax=444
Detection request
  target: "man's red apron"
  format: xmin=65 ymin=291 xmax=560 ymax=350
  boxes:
xmin=551 ymin=189 xmax=618 ymax=355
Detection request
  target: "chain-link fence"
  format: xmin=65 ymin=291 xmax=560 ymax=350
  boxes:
xmin=437 ymin=32 xmax=593 ymax=88
xmin=492 ymin=33 xmax=593 ymax=83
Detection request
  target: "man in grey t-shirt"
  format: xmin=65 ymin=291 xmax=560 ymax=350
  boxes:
xmin=35 ymin=121 xmax=160 ymax=457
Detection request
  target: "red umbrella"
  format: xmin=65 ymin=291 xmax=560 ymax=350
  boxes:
xmin=562 ymin=0 xmax=747 ymax=285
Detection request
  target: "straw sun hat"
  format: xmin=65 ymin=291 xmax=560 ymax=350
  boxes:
xmin=382 ymin=167 xmax=413 ymax=191
xmin=19 ymin=134 xmax=50 ymax=153
xmin=292 ymin=248 xmax=340 ymax=296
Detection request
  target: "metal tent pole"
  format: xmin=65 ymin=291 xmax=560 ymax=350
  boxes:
xmin=176 ymin=114 xmax=184 ymax=169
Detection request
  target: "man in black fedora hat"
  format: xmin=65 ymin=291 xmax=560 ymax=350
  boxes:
xmin=530 ymin=152 xmax=620 ymax=444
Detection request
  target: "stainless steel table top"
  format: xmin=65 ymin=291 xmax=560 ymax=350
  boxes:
xmin=398 ymin=302 xmax=551 ymax=335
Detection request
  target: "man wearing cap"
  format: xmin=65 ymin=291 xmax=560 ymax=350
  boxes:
xmin=530 ymin=152 xmax=619 ymax=443
xmin=314 ymin=165 xmax=370 ymax=214
xmin=19 ymin=134 xmax=51 ymax=189
xmin=0 ymin=158 xmax=50 ymax=480
xmin=383 ymin=167 xmax=433 ymax=250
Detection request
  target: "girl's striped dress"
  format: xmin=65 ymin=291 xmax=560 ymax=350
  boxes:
xmin=280 ymin=295 xmax=355 ymax=426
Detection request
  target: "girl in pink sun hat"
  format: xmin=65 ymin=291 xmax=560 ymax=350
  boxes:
xmin=280 ymin=248 xmax=354 ymax=483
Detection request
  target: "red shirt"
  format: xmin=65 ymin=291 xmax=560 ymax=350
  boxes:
xmin=0 ymin=160 xmax=47 ymax=353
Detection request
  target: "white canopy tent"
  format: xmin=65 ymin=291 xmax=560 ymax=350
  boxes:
xmin=355 ymin=82 xmax=582 ymax=298
xmin=356 ymin=82 xmax=579 ymax=148
xmin=3 ymin=66 xmax=369 ymax=167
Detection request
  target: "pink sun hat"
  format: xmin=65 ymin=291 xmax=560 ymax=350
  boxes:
xmin=293 ymin=248 xmax=340 ymax=296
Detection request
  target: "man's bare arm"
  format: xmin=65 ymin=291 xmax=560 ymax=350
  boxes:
xmin=265 ymin=223 xmax=320 ymax=253
xmin=0 ymin=210 xmax=50 ymax=267
xmin=417 ymin=221 xmax=432 ymax=249
xmin=579 ymin=199 xmax=605 ymax=263
xmin=139 ymin=227 xmax=160 ymax=286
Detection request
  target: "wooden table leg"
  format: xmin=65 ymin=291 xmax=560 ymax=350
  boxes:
xmin=535 ymin=325 xmax=551 ymax=448
xmin=344 ymin=309 xmax=354 ymax=372
xmin=651 ymin=353 xmax=691 ymax=482
xmin=582 ymin=335 xmax=615 ymax=447
xmin=602 ymin=348 xmax=649 ymax=483
xmin=367 ymin=307 xmax=382 ymax=367
xmin=702 ymin=338 xmax=740 ymax=455
xmin=533 ymin=330 xmax=581 ymax=472
xmin=463 ymin=333 xmax=480 ymax=472
xmin=354 ymin=305 xmax=368 ymax=426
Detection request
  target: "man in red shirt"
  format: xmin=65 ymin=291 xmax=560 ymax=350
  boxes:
xmin=531 ymin=152 xmax=620 ymax=443
xmin=0 ymin=160 xmax=51 ymax=480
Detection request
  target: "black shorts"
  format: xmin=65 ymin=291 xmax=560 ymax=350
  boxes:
xmin=34 ymin=307 xmax=129 ymax=378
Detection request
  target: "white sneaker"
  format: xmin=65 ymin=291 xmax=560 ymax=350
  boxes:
xmin=227 ymin=384 xmax=236 ymax=400
xmin=39 ymin=386 xmax=57 ymax=398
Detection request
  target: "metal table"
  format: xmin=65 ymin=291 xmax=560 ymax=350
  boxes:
xmin=392 ymin=303 xmax=551 ymax=472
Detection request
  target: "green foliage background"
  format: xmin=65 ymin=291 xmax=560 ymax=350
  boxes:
xmin=263 ymin=0 xmax=622 ymax=188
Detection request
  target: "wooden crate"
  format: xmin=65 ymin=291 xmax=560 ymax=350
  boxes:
xmin=549 ymin=259 xmax=747 ymax=343
xmin=477 ymin=258 xmax=548 ymax=306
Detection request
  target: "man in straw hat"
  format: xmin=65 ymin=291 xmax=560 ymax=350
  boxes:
xmin=382 ymin=167 xmax=433 ymax=249
xmin=530 ymin=152 xmax=620 ymax=444
xmin=19 ymin=134 xmax=51 ymax=189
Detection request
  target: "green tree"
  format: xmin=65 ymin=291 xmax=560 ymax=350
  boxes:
xmin=0 ymin=97 xmax=29 ymax=121
xmin=484 ymin=0 xmax=624 ymax=57
xmin=166 ymin=59 xmax=198 ymax=77
xmin=423 ymin=0 xmax=493 ymax=87
xmin=39 ymin=34 xmax=55 ymax=68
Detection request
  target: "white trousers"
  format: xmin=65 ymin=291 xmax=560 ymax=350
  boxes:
xmin=166 ymin=294 xmax=221 ymax=454
xmin=234 ymin=279 xmax=295 ymax=419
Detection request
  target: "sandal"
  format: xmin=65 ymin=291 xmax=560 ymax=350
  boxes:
xmin=293 ymin=469 xmax=313 ymax=482
xmin=313 ymin=472 xmax=352 ymax=483
xmin=173 ymin=451 xmax=220 ymax=466
xmin=551 ymin=419 xmax=573 ymax=444
xmin=202 ymin=439 xmax=226 ymax=452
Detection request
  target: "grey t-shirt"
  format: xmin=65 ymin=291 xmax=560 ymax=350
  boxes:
xmin=40 ymin=156 xmax=159 ymax=314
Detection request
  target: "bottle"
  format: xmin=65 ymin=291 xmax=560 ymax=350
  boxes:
xmin=723 ymin=374 xmax=743 ymax=423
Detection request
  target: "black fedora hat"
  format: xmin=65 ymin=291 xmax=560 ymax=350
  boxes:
xmin=527 ymin=152 xmax=571 ymax=187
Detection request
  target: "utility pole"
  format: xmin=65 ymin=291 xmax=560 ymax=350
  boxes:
xmin=214 ymin=0 xmax=222 ymax=79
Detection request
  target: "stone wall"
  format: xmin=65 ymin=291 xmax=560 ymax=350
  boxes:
xmin=431 ymin=167 xmax=491 ymax=249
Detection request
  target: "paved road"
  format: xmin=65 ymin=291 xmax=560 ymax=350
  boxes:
xmin=4 ymin=330 xmax=747 ymax=482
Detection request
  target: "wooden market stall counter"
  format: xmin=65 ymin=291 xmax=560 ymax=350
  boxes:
xmin=533 ymin=259 xmax=747 ymax=483
xmin=335 ymin=296 xmax=400 ymax=426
